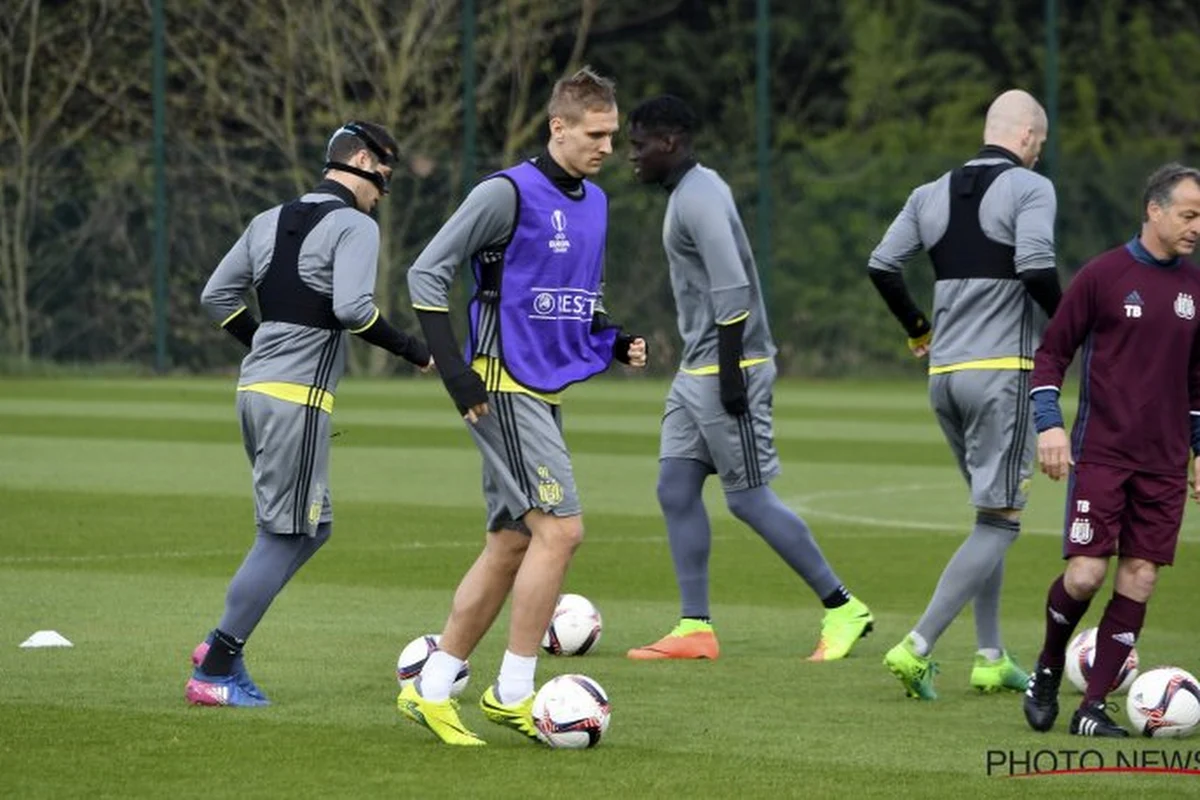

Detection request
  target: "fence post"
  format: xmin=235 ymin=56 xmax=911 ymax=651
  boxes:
xmin=152 ymin=0 xmax=168 ymax=372
xmin=755 ymin=0 xmax=772 ymax=301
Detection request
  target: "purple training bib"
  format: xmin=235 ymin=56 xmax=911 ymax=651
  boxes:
xmin=469 ymin=161 xmax=616 ymax=393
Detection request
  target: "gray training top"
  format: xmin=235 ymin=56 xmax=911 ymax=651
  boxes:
xmin=867 ymin=156 xmax=1057 ymax=371
xmin=664 ymin=164 xmax=776 ymax=372
xmin=200 ymin=190 xmax=383 ymax=396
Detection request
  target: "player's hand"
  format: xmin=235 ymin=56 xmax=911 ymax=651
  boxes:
xmin=1191 ymin=456 xmax=1200 ymax=503
xmin=443 ymin=370 xmax=489 ymax=424
xmin=625 ymin=337 xmax=647 ymax=368
xmin=1037 ymin=427 xmax=1073 ymax=481
xmin=463 ymin=402 xmax=490 ymax=425
xmin=419 ymin=356 xmax=436 ymax=374
xmin=907 ymin=330 xmax=932 ymax=358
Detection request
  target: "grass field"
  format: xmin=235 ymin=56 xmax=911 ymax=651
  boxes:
xmin=2 ymin=375 xmax=1200 ymax=799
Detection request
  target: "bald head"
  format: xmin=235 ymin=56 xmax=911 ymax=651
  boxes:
xmin=983 ymin=90 xmax=1048 ymax=168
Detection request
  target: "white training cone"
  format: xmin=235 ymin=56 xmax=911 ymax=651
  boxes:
xmin=20 ymin=630 xmax=73 ymax=648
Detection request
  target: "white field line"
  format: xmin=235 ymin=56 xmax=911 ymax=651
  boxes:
xmin=0 ymin=534 xmax=730 ymax=566
xmin=784 ymin=483 xmax=1069 ymax=536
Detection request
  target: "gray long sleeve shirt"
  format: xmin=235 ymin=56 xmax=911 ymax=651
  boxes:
xmin=664 ymin=163 xmax=776 ymax=372
xmin=200 ymin=189 xmax=383 ymax=399
xmin=868 ymin=156 xmax=1057 ymax=371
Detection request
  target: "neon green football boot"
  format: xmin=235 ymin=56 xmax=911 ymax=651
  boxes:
xmin=970 ymin=651 xmax=1029 ymax=694
xmin=397 ymin=682 xmax=486 ymax=746
xmin=479 ymin=684 xmax=540 ymax=742
xmin=807 ymin=596 xmax=874 ymax=661
xmin=883 ymin=635 xmax=939 ymax=700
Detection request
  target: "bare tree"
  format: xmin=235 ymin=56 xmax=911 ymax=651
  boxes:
xmin=0 ymin=0 xmax=142 ymax=362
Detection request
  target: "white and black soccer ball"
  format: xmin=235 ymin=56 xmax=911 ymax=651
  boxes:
xmin=395 ymin=634 xmax=469 ymax=698
xmin=541 ymin=593 xmax=603 ymax=656
xmin=1065 ymin=627 xmax=1138 ymax=695
xmin=532 ymin=674 xmax=611 ymax=749
xmin=1127 ymin=667 xmax=1200 ymax=738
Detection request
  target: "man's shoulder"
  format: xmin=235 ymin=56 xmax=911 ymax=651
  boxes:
xmin=976 ymin=164 xmax=1054 ymax=207
xmin=1080 ymin=245 xmax=1132 ymax=273
xmin=673 ymin=165 xmax=731 ymax=209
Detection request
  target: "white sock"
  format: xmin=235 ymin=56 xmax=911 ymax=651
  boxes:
xmin=908 ymin=631 xmax=931 ymax=657
xmin=418 ymin=650 xmax=463 ymax=702
xmin=496 ymin=650 xmax=537 ymax=704
xmin=977 ymin=647 xmax=1003 ymax=662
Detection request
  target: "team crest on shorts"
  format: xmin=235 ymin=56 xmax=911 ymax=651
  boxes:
xmin=308 ymin=484 xmax=324 ymax=525
xmin=536 ymin=465 xmax=563 ymax=506
xmin=1068 ymin=516 xmax=1093 ymax=545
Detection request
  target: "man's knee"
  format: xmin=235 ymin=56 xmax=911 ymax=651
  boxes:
xmin=657 ymin=460 xmax=704 ymax=514
xmin=527 ymin=511 xmax=585 ymax=554
xmin=724 ymin=487 xmax=763 ymax=522
xmin=1115 ymin=558 xmax=1158 ymax=602
xmin=1064 ymin=556 xmax=1108 ymax=599
xmin=485 ymin=527 xmax=531 ymax=572
xmin=977 ymin=506 xmax=1021 ymax=524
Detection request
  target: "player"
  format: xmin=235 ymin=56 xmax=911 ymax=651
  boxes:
xmin=867 ymin=90 xmax=1062 ymax=699
xmin=624 ymin=94 xmax=872 ymax=663
xmin=189 ymin=121 xmax=433 ymax=706
xmin=398 ymin=67 xmax=647 ymax=746
xmin=1023 ymin=163 xmax=1200 ymax=737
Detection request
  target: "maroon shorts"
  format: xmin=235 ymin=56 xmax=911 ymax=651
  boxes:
xmin=1063 ymin=462 xmax=1187 ymax=566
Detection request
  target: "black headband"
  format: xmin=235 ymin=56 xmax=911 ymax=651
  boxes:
xmin=324 ymin=122 xmax=396 ymax=194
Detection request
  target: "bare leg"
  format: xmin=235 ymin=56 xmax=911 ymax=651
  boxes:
xmin=507 ymin=510 xmax=584 ymax=656
xmin=436 ymin=527 xmax=530 ymax=659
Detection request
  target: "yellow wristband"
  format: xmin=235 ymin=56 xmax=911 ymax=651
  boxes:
xmin=907 ymin=330 xmax=932 ymax=350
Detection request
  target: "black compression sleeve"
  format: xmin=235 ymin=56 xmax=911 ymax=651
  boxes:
xmin=354 ymin=313 xmax=430 ymax=366
xmin=222 ymin=309 xmax=259 ymax=349
xmin=415 ymin=309 xmax=488 ymax=413
xmin=1020 ymin=268 xmax=1063 ymax=318
xmin=868 ymin=269 xmax=931 ymax=338
xmin=416 ymin=310 xmax=468 ymax=376
xmin=717 ymin=318 xmax=748 ymax=415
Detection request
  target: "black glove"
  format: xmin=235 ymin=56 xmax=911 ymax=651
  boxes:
xmin=613 ymin=332 xmax=647 ymax=364
xmin=717 ymin=319 xmax=748 ymax=416
xmin=442 ymin=369 xmax=489 ymax=415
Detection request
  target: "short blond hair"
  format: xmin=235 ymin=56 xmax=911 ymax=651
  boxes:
xmin=547 ymin=66 xmax=617 ymax=123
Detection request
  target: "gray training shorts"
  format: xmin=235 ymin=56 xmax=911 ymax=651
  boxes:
xmin=237 ymin=390 xmax=332 ymax=536
xmin=660 ymin=359 xmax=781 ymax=492
xmin=467 ymin=391 xmax=581 ymax=533
xmin=928 ymin=368 xmax=1035 ymax=510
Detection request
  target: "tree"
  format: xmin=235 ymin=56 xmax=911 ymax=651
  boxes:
xmin=0 ymin=0 xmax=144 ymax=363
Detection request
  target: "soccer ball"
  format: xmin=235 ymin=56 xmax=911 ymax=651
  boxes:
xmin=1126 ymin=667 xmax=1200 ymax=738
xmin=395 ymin=634 xmax=469 ymax=697
xmin=531 ymin=674 xmax=611 ymax=749
xmin=541 ymin=593 xmax=602 ymax=656
xmin=1065 ymin=627 xmax=1138 ymax=695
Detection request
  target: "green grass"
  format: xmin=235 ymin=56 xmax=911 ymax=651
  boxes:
xmin=2 ymin=376 xmax=1199 ymax=799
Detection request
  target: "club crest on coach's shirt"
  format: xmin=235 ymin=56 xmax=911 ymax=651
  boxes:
xmin=1174 ymin=292 xmax=1195 ymax=320
xmin=549 ymin=209 xmax=571 ymax=254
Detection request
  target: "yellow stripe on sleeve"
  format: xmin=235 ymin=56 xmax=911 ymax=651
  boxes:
xmin=348 ymin=308 xmax=380 ymax=335
xmin=220 ymin=306 xmax=248 ymax=327
xmin=717 ymin=311 xmax=750 ymax=326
